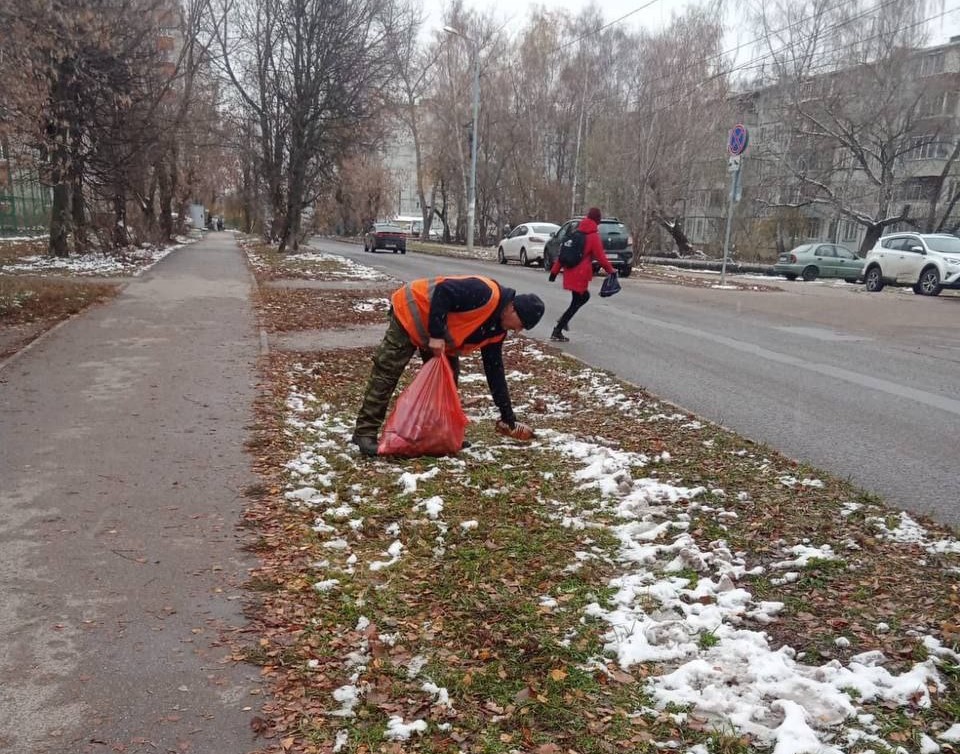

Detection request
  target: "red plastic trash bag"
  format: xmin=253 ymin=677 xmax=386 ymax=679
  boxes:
xmin=378 ymin=357 xmax=469 ymax=457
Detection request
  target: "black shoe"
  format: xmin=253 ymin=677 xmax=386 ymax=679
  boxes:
xmin=550 ymin=330 xmax=569 ymax=342
xmin=460 ymin=439 xmax=472 ymax=450
xmin=351 ymin=434 xmax=379 ymax=457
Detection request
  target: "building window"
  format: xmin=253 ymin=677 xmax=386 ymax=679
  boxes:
xmin=920 ymin=91 xmax=947 ymax=117
xmin=686 ymin=217 xmax=708 ymax=242
xmin=805 ymin=218 xmax=822 ymax=238
xmin=910 ymin=136 xmax=948 ymax=160
xmin=945 ymin=179 xmax=960 ymax=202
xmin=919 ymin=52 xmax=945 ymax=77
xmin=841 ymin=220 xmax=859 ymax=242
xmin=895 ymin=180 xmax=929 ymax=202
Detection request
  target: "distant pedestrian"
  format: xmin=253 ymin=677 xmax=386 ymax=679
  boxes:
xmin=548 ymin=207 xmax=615 ymax=342
xmin=351 ymin=275 xmax=545 ymax=457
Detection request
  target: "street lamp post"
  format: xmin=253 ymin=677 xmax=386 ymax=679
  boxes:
xmin=444 ymin=25 xmax=480 ymax=255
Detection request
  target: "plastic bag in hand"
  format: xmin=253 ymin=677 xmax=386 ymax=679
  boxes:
xmin=378 ymin=357 xmax=468 ymax=457
xmin=599 ymin=272 xmax=621 ymax=298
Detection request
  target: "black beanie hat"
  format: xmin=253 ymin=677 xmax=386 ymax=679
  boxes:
xmin=512 ymin=293 xmax=545 ymax=330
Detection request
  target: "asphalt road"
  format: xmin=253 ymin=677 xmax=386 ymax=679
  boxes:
xmin=317 ymin=238 xmax=960 ymax=528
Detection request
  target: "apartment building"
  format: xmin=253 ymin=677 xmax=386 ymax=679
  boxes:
xmin=684 ymin=36 xmax=960 ymax=258
xmin=381 ymin=122 xmax=423 ymax=219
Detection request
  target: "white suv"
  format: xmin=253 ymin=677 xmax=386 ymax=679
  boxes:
xmin=862 ymin=233 xmax=960 ymax=296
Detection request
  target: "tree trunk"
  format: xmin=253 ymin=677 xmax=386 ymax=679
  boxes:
xmin=656 ymin=214 xmax=693 ymax=255
xmin=158 ymin=153 xmax=174 ymax=241
xmin=860 ymin=223 xmax=883 ymax=255
xmin=279 ymin=157 xmax=306 ymax=253
xmin=143 ymin=167 xmax=158 ymax=242
xmin=775 ymin=220 xmax=786 ymax=256
xmin=49 ymin=182 xmax=71 ymax=257
xmin=69 ymin=121 xmax=87 ymax=252
xmin=408 ymin=112 xmax=431 ymax=240
xmin=47 ymin=69 xmax=71 ymax=258
xmin=279 ymin=200 xmax=301 ymax=253
xmin=241 ymin=152 xmax=254 ymax=234
xmin=71 ymin=173 xmax=86 ymax=252
xmin=113 ymin=191 xmax=129 ymax=249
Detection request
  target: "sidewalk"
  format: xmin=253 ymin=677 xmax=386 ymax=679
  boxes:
xmin=0 ymin=235 xmax=261 ymax=753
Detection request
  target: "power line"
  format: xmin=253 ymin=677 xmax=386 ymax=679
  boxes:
xmin=558 ymin=0 xmax=665 ymax=51
xmin=646 ymin=3 xmax=960 ymax=121
xmin=598 ymin=4 xmax=960 ymax=161
xmin=722 ymin=0 xmax=947 ymax=80
xmin=669 ymin=0 xmax=901 ymax=85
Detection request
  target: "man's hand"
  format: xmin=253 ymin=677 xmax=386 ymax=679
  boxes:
xmin=495 ymin=420 xmax=534 ymax=442
xmin=548 ymin=273 xmax=557 ymax=282
xmin=428 ymin=337 xmax=445 ymax=357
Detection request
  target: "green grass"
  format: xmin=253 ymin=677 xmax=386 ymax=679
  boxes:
xmin=0 ymin=276 xmax=118 ymax=325
xmin=239 ymin=330 xmax=960 ymax=754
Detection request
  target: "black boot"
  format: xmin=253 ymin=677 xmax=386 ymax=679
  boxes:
xmin=351 ymin=434 xmax=379 ymax=457
xmin=550 ymin=326 xmax=569 ymax=342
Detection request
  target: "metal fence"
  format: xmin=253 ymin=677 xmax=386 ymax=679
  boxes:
xmin=0 ymin=161 xmax=51 ymax=235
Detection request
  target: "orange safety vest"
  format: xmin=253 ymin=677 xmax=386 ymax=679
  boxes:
xmin=392 ymin=276 xmax=507 ymax=355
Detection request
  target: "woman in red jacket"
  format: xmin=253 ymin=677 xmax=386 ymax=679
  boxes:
xmin=548 ymin=207 xmax=615 ymax=342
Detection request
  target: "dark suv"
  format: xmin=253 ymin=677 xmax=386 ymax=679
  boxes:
xmin=542 ymin=216 xmax=633 ymax=277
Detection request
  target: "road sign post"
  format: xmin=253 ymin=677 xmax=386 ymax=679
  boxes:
xmin=721 ymin=124 xmax=748 ymax=286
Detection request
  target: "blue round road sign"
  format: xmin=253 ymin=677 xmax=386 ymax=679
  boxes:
xmin=728 ymin=124 xmax=749 ymax=156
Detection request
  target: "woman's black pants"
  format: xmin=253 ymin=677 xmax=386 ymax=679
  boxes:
xmin=556 ymin=290 xmax=590 ymax=330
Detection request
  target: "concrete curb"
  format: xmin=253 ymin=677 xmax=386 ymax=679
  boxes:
xmin=639 ymin=256 xmax=776 ymax=275
xmin=0 ymin=310 xmax=83 ymax=374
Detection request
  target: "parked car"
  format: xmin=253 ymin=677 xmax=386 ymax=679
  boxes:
xmin=862 ymin=233 xmax=960 ymax=296
xmin=363 ymin=223 xmax=406 ymax=254
xmin=773 ymin=243 xmax=864 ymax=282
xmin=496 ymin=222 xmax=560 ymax=266
xmin=543 ymin=216 xmax=634 ymax=277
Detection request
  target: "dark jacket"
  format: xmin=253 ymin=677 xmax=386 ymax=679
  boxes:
xmin=428 ymin=277 xmax=517 ymax=426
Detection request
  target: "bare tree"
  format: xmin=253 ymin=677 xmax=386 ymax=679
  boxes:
xmin=214 ymin=0 xmax=410 ymax=252
xmin=389 ymin=7 xmax=444 ymax=240
xmin=1 ymin=0 xmax=219 ymax=253
xmin=754 ymin=0 xmax=952 ymax=253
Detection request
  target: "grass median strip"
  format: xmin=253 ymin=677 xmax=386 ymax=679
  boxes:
xmin=242 ymin=246 xmax=960 ymax=754
xmin=257 ymin=287 xmax=391 ymax=332
xmin=0 ymin=276 xmax=119 ymax=326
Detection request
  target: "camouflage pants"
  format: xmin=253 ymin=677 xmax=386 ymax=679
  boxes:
xmin=353 ymin=313 xmax=459 ymax=439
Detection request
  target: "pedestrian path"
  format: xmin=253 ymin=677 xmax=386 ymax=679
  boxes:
xmin=0 ymin=235 xmax=261 ymax=753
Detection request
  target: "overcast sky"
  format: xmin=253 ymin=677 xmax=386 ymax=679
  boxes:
xmin=420 ymin=0 xmax=960 ymax=59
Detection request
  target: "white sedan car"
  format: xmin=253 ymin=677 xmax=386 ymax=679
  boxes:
xmin=497 ymin=222 xmax=560 ymax=267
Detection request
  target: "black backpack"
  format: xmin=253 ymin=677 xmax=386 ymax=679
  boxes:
xmin=558 ymin=230 xmax=586 ymax=268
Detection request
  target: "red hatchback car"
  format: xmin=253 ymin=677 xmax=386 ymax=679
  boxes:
xmin=364 ymin=223 xmax=407 ymax=254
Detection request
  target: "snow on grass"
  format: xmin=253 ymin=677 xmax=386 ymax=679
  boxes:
xmin=246 ymin=245 xmax=393 ymax=281
xmin=273 ymin=338 xmax=957 ymax=750
xmin=867 ymin=510 xmax=960 ymax=556
xmin=351 ymin=297 xmax=390 ymax=313
xmin=0 ymin=241 xmax=187 ymax=277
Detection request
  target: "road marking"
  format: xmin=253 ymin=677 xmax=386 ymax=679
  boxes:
xmin=775 ymin=326 xmax=870 ymax=342
xmin=631 ymin=312 xmax=960 ymax=417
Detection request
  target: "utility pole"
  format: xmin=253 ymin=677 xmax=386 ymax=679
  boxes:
xmin=721 ymin=124 xmax=748 ymax=286
xmin=444 ymin=26 xmax=480 ymax=255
